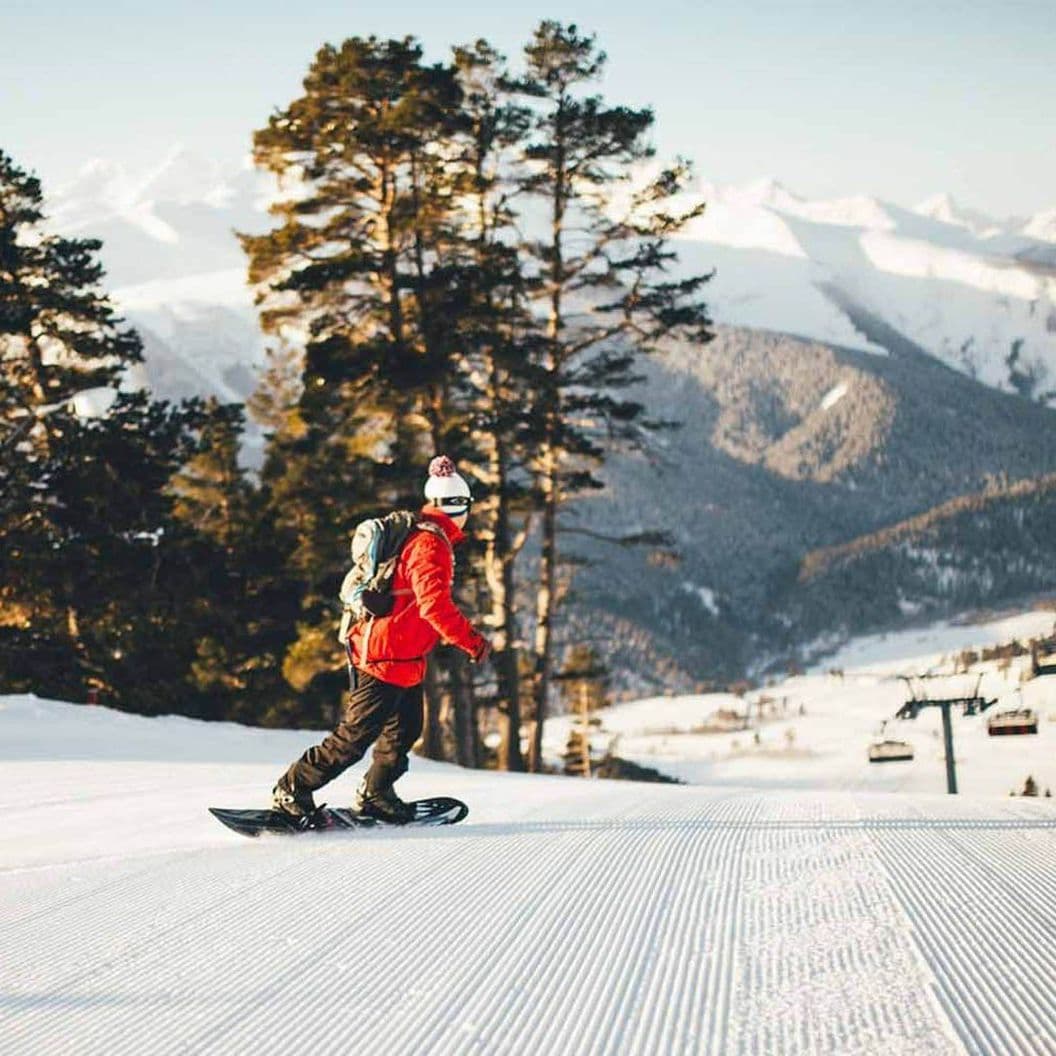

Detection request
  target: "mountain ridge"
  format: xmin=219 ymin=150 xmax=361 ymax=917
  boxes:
xmin=567 ymin=326 xmax=1056 ymax=685
xmin=45 ymin=151 xmax=1056 ymax=409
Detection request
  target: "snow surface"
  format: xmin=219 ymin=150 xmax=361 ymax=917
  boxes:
xmin=5 ymin=609 xmax=1056 ymax=1054
xmin=820 ymin=381 xmax=849 ymax=411
xmin=681 ymin=581 xmax=721 ymax=616
xmin=1022 ymin=209 xmax=1056 ymax=244
xmin=548 ymin=609 xmax=1056 ymax=798
xmin=913 ymin=193 xmax=1005 ymax=239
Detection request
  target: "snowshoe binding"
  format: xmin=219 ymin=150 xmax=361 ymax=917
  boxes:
xmin=353 ymin=780 xmax=415 ymax=825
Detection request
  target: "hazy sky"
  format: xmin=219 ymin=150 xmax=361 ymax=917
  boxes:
xmin=2 ymin=1 xmax=1053 ymax=216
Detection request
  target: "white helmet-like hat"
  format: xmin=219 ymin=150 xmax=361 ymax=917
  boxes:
xmin=424 ymin=455 xmax=472 ymax=514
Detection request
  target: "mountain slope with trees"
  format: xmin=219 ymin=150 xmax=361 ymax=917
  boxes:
xmin=567 ymin=326 xmax=1056 ymax=686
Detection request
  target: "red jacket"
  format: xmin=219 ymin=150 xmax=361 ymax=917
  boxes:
xmin=347 ymin=506 xmax=485 ymax=687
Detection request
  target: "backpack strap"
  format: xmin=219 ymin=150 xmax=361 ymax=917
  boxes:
xmin=412 ymin=519 xmax=455 ymax=556
xmin=389 ymin=521 xmax=456 ymax=594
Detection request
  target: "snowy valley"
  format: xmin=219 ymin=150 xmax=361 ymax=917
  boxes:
xmin=547 ymin=608 xmax=1056 ymax=798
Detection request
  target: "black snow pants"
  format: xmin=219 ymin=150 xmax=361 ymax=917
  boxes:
xmin=281 ymin=670 xmax=424 ymax=795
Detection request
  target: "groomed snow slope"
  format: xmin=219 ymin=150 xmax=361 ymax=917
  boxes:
xmin=3 ymin=695 xmax=1056 ymax=1055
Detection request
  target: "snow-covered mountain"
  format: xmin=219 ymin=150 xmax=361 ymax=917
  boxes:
xmin=913 ymin=191 xmax=1005 ymax=238
xmin=1023 ymin=208 xmax=1056 ymax=243
xmin=48 ymin=148 xmax=271 ymax=404
xmin=39 ymin=152 xmax=1056 ymax=685
xmin=45 ymin=150 xmax=1056 ymax=407
xmin=674 ymin=178 xmax=1056 ymax=400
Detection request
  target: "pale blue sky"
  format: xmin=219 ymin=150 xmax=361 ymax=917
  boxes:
xmin=2 ymin=1 xmax=1053 ymax=216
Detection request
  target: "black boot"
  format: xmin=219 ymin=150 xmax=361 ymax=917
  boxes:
xmin=353 ymin=779 xmax=414 ymax=824
xmin=271 ymin=776 xmax=318 ymax=818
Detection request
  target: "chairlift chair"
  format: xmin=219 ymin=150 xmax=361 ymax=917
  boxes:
xmin=868 ymin=739 xmax=915 ymax=763
xmin=987 ymin=708 xmax=1039 ymax=736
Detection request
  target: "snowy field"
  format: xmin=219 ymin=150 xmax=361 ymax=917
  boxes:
xmin=547 ymin=610 xmax=1056 ymax=799
xmin=4 ymin=610 xmax=1056 ymax=1055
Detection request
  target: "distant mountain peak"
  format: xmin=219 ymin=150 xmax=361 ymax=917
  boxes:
xmin=54 ymin=158 xmax=133 ymax=208
xmin=723 ymin=176 xmax=802 ymax=211
xmin=794 ymin=193 xmax=896 ymax=230
xmin=912 ymin=192 xmax=1002 ymax=237
xmin=131 ymin=145 xmax=226 ymax=206
xmin=1022 ymin=207 xmax=1056 ymax=244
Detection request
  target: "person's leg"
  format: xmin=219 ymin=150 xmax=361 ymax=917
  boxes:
xmin=362 ymin=681 xmax=425 ymax=793
xmin=278 ymin=672 xmax=401 ymax=797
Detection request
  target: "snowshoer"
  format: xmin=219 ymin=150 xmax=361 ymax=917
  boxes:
xmin=271 ymin=456 xmax=491 ymax=824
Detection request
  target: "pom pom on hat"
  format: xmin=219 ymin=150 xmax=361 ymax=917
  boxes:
xmin=424 ymin=454 xmax=472 ymax=505
xmin=428 ymin=455 xmax=457 ymax=478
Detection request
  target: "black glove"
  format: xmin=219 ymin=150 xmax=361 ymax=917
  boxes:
xmin=470 ymin=636 xmax=492 ymax=665
xmin=360 ymin=588 xmax=395 ymax=618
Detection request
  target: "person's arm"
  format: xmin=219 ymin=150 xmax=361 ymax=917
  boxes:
xmin=405 ymin=534 xmax=487 ymax=658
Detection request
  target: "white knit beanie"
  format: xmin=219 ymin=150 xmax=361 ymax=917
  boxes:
xmin=424 ymin=455 xmax=472 ymax=511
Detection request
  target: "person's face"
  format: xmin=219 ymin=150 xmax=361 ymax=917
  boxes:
xmin=441 ymin=496 xmax=471 ymax=529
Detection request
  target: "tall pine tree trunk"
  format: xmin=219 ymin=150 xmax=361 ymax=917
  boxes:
xmin=529 ymin=448 xmax=558 ymax=771
xmin=420 ymin=662 xmax=445 ymax=760
xmin=470 ymin=142 xmax=527 ymax=771
xmin=64 ymin=567 xmax=90 ymax=693
xmin=380 ymin=160 xmax=405 ymax=346
xmin=484 ymin=402 xmax=524 ymax=771
xmin=529 ymin=123 xmax=566 ymax=773
xmin=449 ymin=651 xmax=478 ymax=767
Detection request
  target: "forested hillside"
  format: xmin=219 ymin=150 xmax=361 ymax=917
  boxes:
xmin=567 ymin=327 xmax=1056 ymax=686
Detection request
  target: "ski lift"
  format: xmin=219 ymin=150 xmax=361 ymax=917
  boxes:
xmin=896 ymin=673 xmax=994 ymax=719
xmin=987 ymin=708 xmax=1039 ymax=736
xmin=868 ymin=739 xmax=915 ymax=763
xmin=893 ymin=673 xmax=997 ymax=794
xmin=867 ymin=719 xmax=914 ymax=763
xmin=1032 ymin=641 xmax=1056 ymax=677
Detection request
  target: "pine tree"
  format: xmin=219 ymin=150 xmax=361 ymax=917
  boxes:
xmin=38 ymin=391 xmax=203 ymax=712
xmin=444 ymin=39 xmax=540 ymax=770
xmin=0 ymin=150 xmax=244 ymax=717
xmin=0 ymin=151 xmax=142 ymax=457
xmin=169 ymin=399 xmax=252 ymax=550
xmin=167 ymin=398 xmax=296 ymax=722
xmin=237 ymin=26 xmax=714 ymax=753
xmin=0 ymin=150 xmax=198 ymax=705
xmin=241 ymin=37 xmax=475 ymax=720
xmin=514 ymin=22 xmax=713 ymax=769
xmin=558 ymin=643 xmax=609 ymax=776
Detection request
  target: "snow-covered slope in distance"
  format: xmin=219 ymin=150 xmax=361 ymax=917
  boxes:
xmin=548 ymin=608 xmax=1056 ymax=797
xmin=49 ymin=148 xmax=269 ymax=404
xmin=4 ymin=618 xmax=1056 ymax=1055
xmin=45 ymin=150 xmax=1056 ymax=407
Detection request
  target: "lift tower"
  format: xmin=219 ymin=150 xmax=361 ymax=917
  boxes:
xmin=895 ymin=674 xmax=996 ymax=794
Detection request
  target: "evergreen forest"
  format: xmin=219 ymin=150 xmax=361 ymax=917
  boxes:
xmin=0 ymin=22 xmax=712 ymax=771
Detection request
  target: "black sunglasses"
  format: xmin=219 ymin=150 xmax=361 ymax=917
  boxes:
xmin=440 ymin=496 xmax=472 ymax=511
